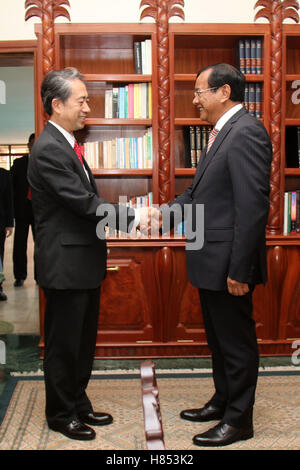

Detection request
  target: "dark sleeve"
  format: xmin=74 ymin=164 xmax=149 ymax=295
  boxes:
xmin=3 ymin=171 xmax=14 ymax=227
xmin=227 ymin=122 xmax=272 ymax=282
xmin=31 ymin=141 xmax=134 ymax=232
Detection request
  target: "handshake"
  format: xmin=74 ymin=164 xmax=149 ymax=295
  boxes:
xmin=136 ymin=206 xmax=162 ymax=237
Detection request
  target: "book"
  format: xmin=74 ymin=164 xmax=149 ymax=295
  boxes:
xmin=189 ymin=126 xmax=197 ymax=168
xmin=250 ymin=39 xmax=257 ymax=74
xmin=133 ymin=40 xmax=152 ymax=75
xmin=283 ymin=190 xmax=300 ymax=234
xmin=236 ymin=38 xmax=263 ymax=75
xmin=238 ymin=40 xmax=246 ymax=74
xmin=256 ymin=39 xmax=262 ymax=74
xmin=134 ymin=42 xmax=142 ymax=74
xmin=83 ymin=128 xmax=153 ymax=169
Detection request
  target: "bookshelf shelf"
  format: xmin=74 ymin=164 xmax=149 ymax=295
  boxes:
xmin=85 ymin=118 xmax=152 ymax=126
xmin=92 ymin=168 xmax=152 ymax=177
xmin=174 ymin=73 xmax=264 ymax=82
xmin=285 ymin=118 xmax=300 ymax=125
xmin=284 ymin=168 xmax=300 ymax=176
xmin=84 ymin=74 xmax=152 ymax=83
xmin=175 ymin=168 xmax=196 ymax=176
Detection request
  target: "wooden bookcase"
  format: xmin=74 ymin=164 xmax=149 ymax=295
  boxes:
xmin=33 ymin=15 xmax=299 ymax=358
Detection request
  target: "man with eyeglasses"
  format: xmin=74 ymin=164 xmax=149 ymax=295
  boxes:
xmin=164 ymin=63 xmax=272 ymax=446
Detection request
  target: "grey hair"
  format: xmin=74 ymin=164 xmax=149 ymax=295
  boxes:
xmin=41 ymin=67 xmax=84 ymax=116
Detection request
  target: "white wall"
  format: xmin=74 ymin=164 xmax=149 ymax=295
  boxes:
xmin=1 ymin=0 xmax=266 ymax=41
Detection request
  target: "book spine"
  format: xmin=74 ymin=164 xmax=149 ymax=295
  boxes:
xmin=283 ymin=192 xmax=288 ymax=235
xmin=112 ymin=88 xmax=119 ymax=118
xmin=239 ymin=39 xmax=246 ymax=74
xmin=291 ymin=191 xmax=297 ymax=232
xmin=189 ymin=126 xmax=197 ymax=168
xmin=248 ymin=83 xmax=255 ymax=117
xmin=296 ymin=190 xmax=300 ymax=232
xmin=288 ymin=192 xmax=292 ymax=234
xmin=195 ymin=126 xmax=201 ymax=163
xmin=134 ymin=42 xmax=142 ymax=74
xmin=256 ymin=39 xmax=262 ymax=74
xmin=245 ymin=39 xmax=251 ymax=75
xmin=244 ymin=83 xmax=249 ymax=111
xmin=255 ymin=83 xmax=262 ymax=119
xmin=128 ymin=83 xmax=134 ymax=119
xmin=250 ymin=39 xmax=257 ymax=74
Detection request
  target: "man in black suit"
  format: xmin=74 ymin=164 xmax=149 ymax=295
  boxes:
xmin=162 ymin=63 xmax=272 ymax=446
xmin=0 ymin=168 xmax=14 ymax=301
xmin=11 ymin=133 xmax=35 ymax=287
xmin=27 ymin=68 xmax=143 ymax=441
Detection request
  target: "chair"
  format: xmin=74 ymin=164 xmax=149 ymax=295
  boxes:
xmin=140 ymin=360 xmax=165 ymax=450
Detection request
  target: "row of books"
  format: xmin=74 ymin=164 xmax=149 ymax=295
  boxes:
xmin=285 ymin=126 xmax=300 ymax=168
xmin=237 ymin=38 xmax=263 ymax=75
xmin=283 ymin=191 xmax=300 ymax=234
xmin=183 ymin=125 xmax=213 ymax=168
xmin=244 ymin=83 xmax=262 ymax=119
xmin=134 ymin=40 xmax=152 ymax=75
xmin=83 ymin=129 xmax=153 ymax=169
xmin=104 ymin=83 xmax=152 ymax=119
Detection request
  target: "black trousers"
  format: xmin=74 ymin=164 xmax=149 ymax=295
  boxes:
xmin=0 ymin=228 xmax=5 ymax=291
xmin=199 ymin=287 xmax=259 ymax=428
xmin=13 ymin=214 xmax=35 ymax=281
xmin=43 ymin=287 xmax=101 ymax=427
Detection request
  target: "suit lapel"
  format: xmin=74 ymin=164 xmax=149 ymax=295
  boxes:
xmin=191 ymin=107 xmax=247 ymax=195
xmin=45 ymin=122 xmax=97 ymax=194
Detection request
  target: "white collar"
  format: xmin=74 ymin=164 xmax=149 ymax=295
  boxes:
xmin=48 ymin=120 xmax=75 ymax=149
xmin=215 ymin=103 xmax=243 ymax=132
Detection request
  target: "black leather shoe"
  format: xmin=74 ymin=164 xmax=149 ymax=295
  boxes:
xmin=193 ymin=422 xmax=254 ymax=447
xmin=49 ymin=419 xmax=96 ymax=440
xmin=0 ymin=291 xmax=7 ymax=301
xmin=180 ymin=404 xmax=224 ymax=422
xmin=14 ymin=279 xmax=24 ymax=287
xmin=79 ymin=412 xmax=113 ymax=426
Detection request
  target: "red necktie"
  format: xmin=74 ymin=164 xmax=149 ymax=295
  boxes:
xmin=74 ymin=141 xmax=84 ymax=166
xmin=28 ymin=187 xmax=31 ymax=200
xmin=207 ymin=127 xmax=219 ymax=152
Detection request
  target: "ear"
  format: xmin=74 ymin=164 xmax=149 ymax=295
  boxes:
xmin=51 ymin=97 xmax=63 ymax=115
xmin=220 ymin=84 xmax=231 ymax=103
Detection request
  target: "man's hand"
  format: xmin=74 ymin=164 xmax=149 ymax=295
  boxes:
xmin=227 ymin=277 xmax=249 ymax=296
xmin=139 ymin=207 xmax=161 ymax=237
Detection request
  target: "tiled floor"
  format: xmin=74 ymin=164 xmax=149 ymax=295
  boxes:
xmin=0 ymin=230 xmax=39 ymax=335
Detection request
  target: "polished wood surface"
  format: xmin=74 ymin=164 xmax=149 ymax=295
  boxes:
xmin=140 ymin=360 xmax=165 ymax=450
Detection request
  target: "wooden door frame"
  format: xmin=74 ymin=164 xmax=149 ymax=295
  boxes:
xmin=0 ymin=40 xmax=38 ymax=139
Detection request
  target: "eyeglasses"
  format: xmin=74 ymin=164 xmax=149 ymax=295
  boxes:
xmin=193 ymin=87 xmax=218 ymax=98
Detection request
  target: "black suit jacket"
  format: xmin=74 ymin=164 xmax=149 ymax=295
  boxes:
xmin=0 ymin=168 xmax=14 ymax=230
xmin=28 ymin=122 xmax=134 ymax=290
xmin=10 ymin=155 xmax=33 ymax=219
xmin=168 ymin=107 xmax=272 ymax=291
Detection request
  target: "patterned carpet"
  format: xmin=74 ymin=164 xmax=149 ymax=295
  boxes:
xmin=0 ymin=371 xmax=299 ymax=450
